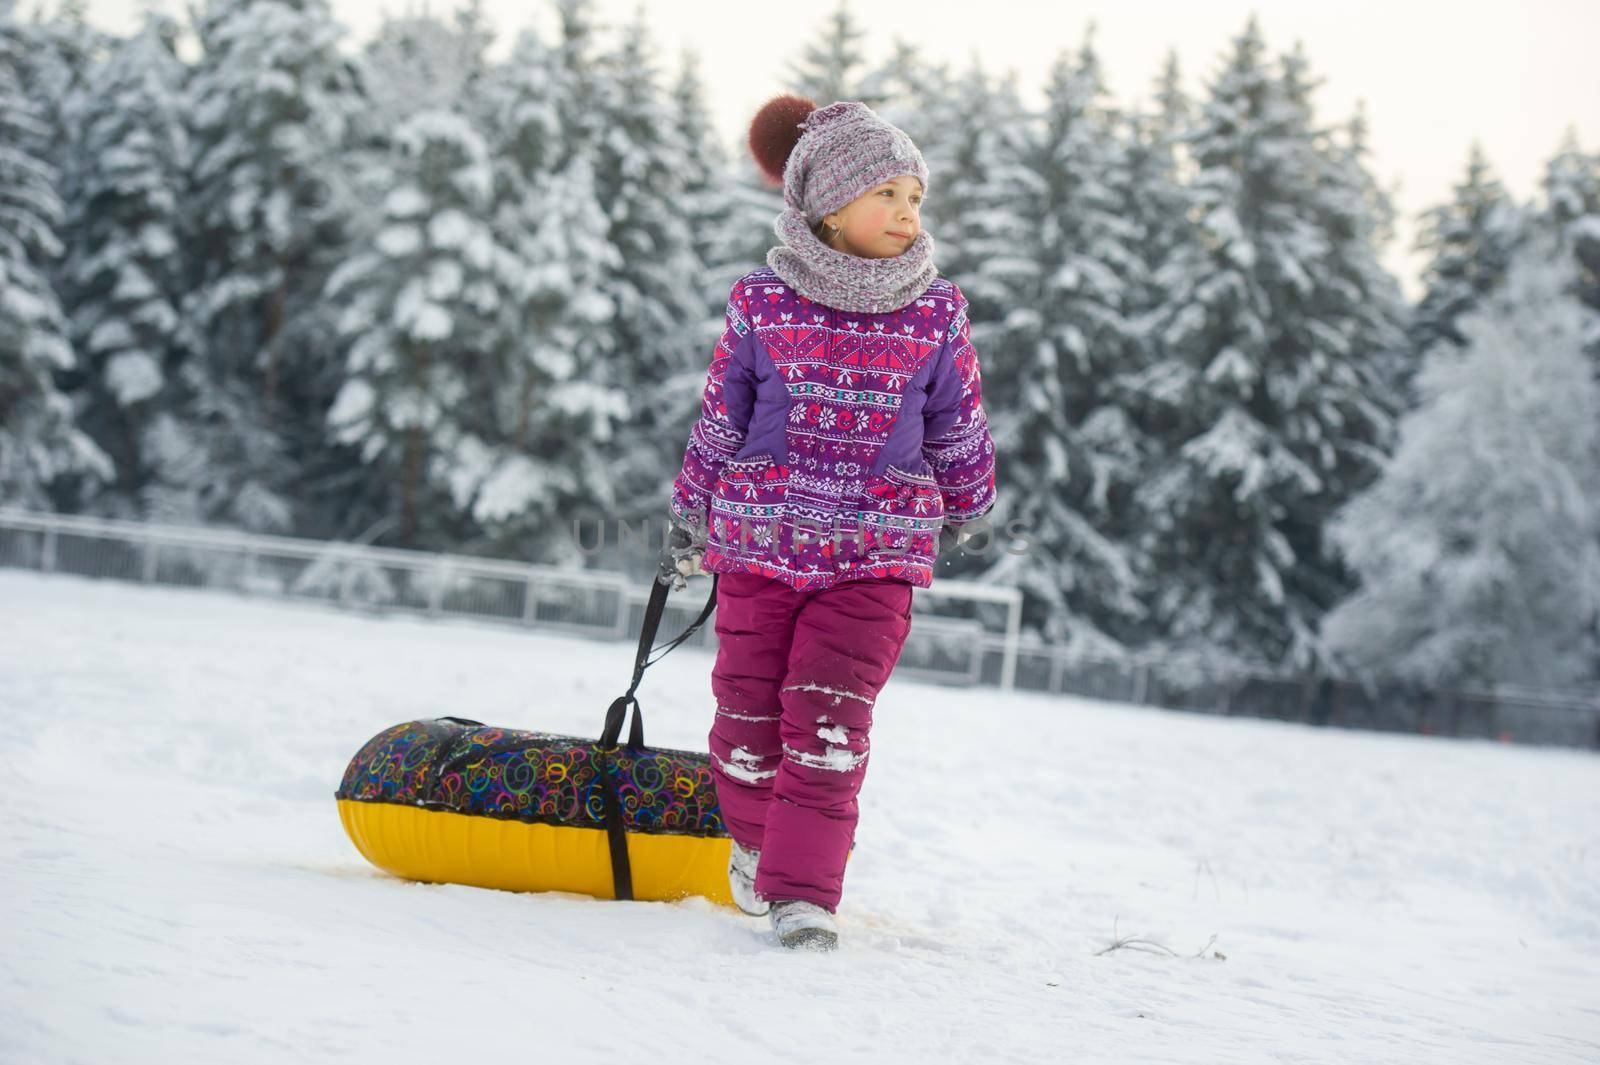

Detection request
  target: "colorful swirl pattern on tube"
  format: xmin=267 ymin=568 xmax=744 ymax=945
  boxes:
xmin=336 ymin=718 xmax=725 ymax=837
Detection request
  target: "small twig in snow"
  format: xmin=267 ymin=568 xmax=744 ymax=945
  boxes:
xmin=1094 ymin=916 xmax=1225 ymax=960
xmin=1095 ymin=915 xmax=1179 ymax=957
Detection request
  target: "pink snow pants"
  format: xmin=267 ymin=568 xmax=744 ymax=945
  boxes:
xmin=708 ymin=570 xmax=914 ymax=913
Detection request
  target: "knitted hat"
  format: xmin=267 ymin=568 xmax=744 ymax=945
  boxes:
xmin=748 ymin=94 xmax=929 ymax=227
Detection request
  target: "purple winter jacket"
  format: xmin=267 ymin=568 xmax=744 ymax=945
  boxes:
xmin=670 ymin=267 xmax=997 ymax=591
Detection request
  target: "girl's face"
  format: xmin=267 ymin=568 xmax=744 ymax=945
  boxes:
xmin=818 ymin=175 xmax=924 ymax=259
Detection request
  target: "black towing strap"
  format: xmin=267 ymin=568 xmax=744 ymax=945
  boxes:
xmin=596 ymin=572 xmax=719 ymax=901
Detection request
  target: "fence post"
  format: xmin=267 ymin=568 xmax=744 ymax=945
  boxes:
xmin=613 ymin=585 xmax=632 ymax=639
xmin=141 ymin=530 xmax=158 ymax=583
xmin=42 ymin=527 xmax=57 ymax=573
xmin=428 ymin=557 xmax=447 ymax=617
xmin=1132 ymin=661 xmax=1149 ymax=705
xmin=1000 ymin=592 xmax=1020 ymax=692
xmin=522 ymin=570 xmax=539 ymax=626
xmin=243 ymin=536 xmax=258 ymax=595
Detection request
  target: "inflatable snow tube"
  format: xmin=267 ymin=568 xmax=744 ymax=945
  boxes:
xmin=336 ymin=716 xmax=733 ymax=906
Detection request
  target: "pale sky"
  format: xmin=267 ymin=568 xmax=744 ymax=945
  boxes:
xmin=80 ymin=0 xmax=1600 ymax=300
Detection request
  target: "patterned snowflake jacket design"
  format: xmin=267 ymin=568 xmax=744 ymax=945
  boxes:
xmin=671 ymin=267 xmax=997 ymax=591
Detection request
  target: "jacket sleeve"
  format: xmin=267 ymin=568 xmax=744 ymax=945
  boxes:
xmin=921 ymin=283 xmax=997 ymax=524
xmin=670 ymin=280 xmax=758 ymax=527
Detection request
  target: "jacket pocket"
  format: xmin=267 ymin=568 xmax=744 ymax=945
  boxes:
xmin=855 ymin=463 xmax=941 ymax=561
xmin=884 ymin=463 xmax=938 ymax=490
xmin=867 ymin=463 xmax=941 ymax=511
xmin=710 ymin=453 xmax=789 ymax=554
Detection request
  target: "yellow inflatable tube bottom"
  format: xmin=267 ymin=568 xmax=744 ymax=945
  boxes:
xmin=338 ymin=799 xmax=734 ymax=906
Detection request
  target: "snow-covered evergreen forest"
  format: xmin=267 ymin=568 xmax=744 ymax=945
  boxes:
xmin=2 ymin=0 xmax=1598 ymax=691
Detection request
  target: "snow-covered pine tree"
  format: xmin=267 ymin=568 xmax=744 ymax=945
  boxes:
xmin=295 ymin=3 xmax=501 ymax=542
xmin=487 ymin=152 xmax=629 ymax=563
xmin=882 ymin=53 xmax=992 ymax=284
xmin=669 ymin=48 xmax=732 ymax=289
xmin=709 ymin=152 xmax=787 ymax=292
xmin=1101 ymin=50 xmax=1200 ymax=356
xmin=1126 ymin=17 xmax=1400 ymax=669
xmin=1113 ymin=50 xmax=1199 ymax=348
xmin=1322 ymin=235 xmax=1600 ymax=690
xmin=181 ymin=0 xmax=365 ymax=533
xmin=1317 ymin=99 xmax=1410 ymax=400
xmin=664 ymin=48 xmax=743 ymax=531
xmin=785 ymin=1 xmax=874 ymax=107
xmin=8 ymin=0 xmax=105 ymax=178
xmin=906 ymin=60 xmax=1031 ymax=589
xmin=54 ymin=14 xmax=190 ymax=519
xmin=1535 ymin=129 xmax=1600 ymax=684
xmin=655 ymin=7 xmax=786 ymax=294
xmin=1148 ymin=50 xmax=1191 ymax=169
xmin=482 ymin=27 xmax=563 ymax=196
xmin=0 ymin=0 xmax=111 ymax=510
xmin=1071 ymin=54 xmax=1198 ymax=644
xmin=1536 ymin=127 xmax=1600 ymax=331
xmin=1271 ymin=47 xmax=1407 ymax=622
xmin=971 ymin=27 xmax=1146 ymax=651
xmin=1409 ymin=142 xmax=1529 ymax=381
xmin=1541 ymin=127 xmax=1600 ymax=234
xmin=476 ymin=26 xmax=625 ymax=564
xmin=852 ymin=37 xmax=955 ymax=293
xmin=324 ymin=108 xmax=517 ymax=549
xmin=360 ymin=0 xmax=493 ymax=132
xmin=1124 ymin=50 xmax=1196 ymax=260
xmin=860 ymin=38 xmax=949 ymax=140
xmin=590 ymin=10 xmax=706 ymax=529
xmin=923 ymin=63 xmax=1027 ymax=319
xmin=1108 ymin=50 xmax=1194 ymax=399
xmin=549 ymin=0 xmax=609 ymax=157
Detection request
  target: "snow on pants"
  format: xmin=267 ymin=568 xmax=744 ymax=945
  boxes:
xmin=708 ymin=570 xmax=914 ymax=913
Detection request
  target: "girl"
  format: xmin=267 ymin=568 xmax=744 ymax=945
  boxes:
xmin=663 ymin=94 xmax=997 ymax=951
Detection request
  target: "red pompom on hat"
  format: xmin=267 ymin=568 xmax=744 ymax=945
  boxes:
xmin=748 ymin=93 xmax=817 ymax=186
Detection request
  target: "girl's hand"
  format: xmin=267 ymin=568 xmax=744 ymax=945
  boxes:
xmin=659 ymin=514 xmax=709 ymax=590
xmin=939 ymin=518 xmax=983 ymax=553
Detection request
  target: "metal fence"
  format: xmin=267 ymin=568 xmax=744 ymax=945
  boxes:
xmin=2 ymin=506 xmax=1594 ymax=750
xmin=0 ymin=505 xmax=1020 ymax=689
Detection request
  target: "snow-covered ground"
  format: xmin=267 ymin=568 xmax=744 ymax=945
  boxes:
xmin=2 ymin=569 xmax=1597 ymax=1065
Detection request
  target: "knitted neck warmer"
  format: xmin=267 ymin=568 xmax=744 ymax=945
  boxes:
xmin=766 ymin=207 xmax=938 ymax=314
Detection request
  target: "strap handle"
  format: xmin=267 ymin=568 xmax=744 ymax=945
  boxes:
xmin=598 ymin=572 xmax=719 ymax=749
xmin=596 ymin=572 xmax=719 ymax=900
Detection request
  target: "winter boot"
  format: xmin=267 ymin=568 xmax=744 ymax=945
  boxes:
xmin=769 ymin=899 xmax=838 ymax=951
xmin=728 ymin=840 xmax=768 ymax=916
